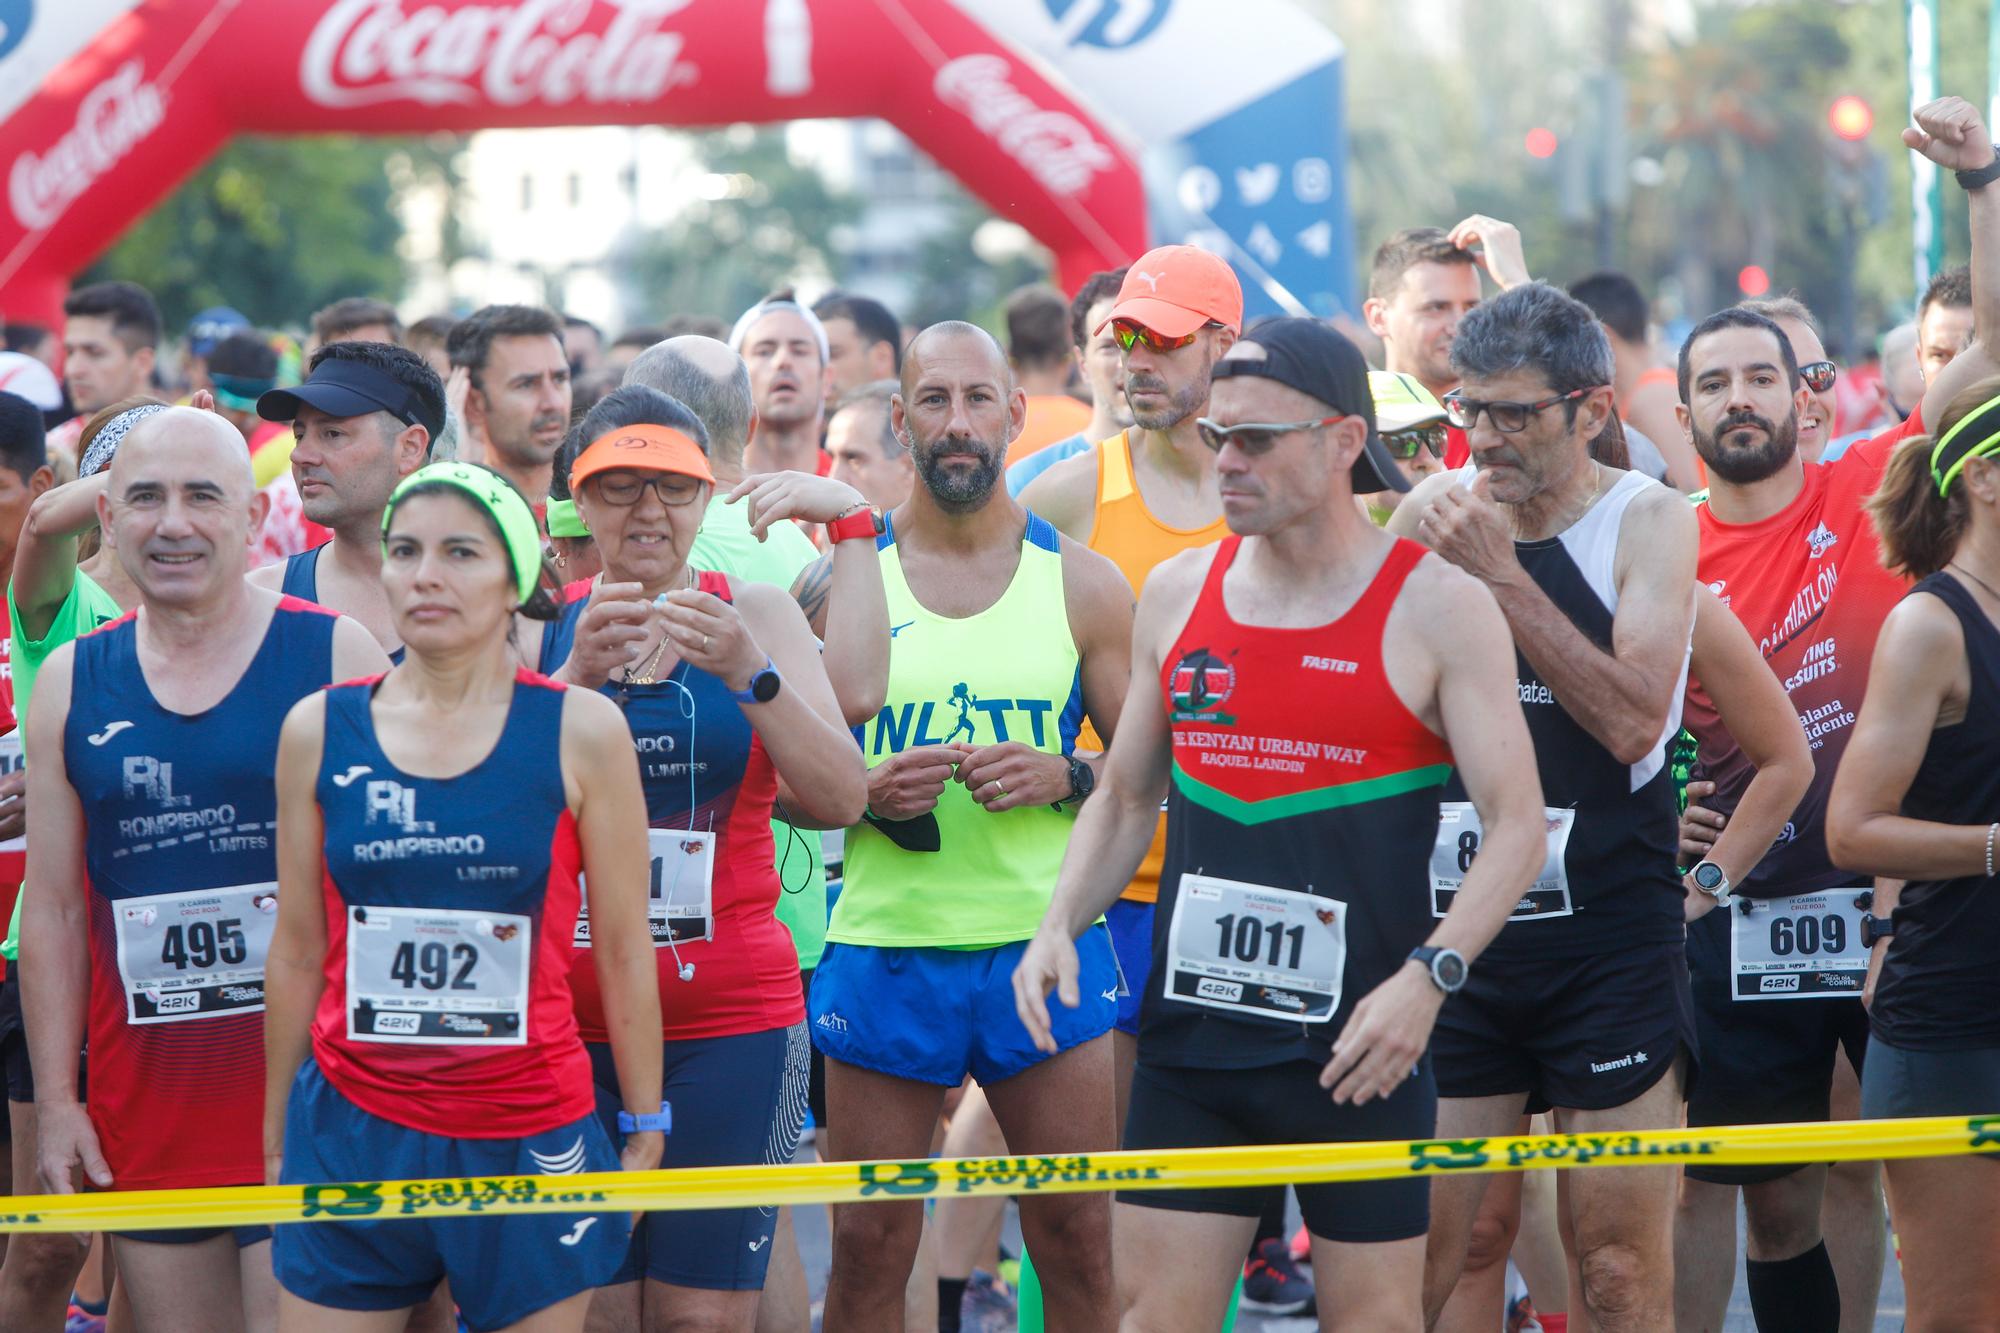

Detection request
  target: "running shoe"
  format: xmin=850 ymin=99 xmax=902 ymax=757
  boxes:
xmin=959 ymin=1269 xmax=1018 ymax=1333
xmin=1240 ymin=1236 xmax=1316 ymax=1315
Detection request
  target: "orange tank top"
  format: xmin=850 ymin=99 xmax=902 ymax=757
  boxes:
xmin=1082 ymin=430 xmax=1231 ymax=904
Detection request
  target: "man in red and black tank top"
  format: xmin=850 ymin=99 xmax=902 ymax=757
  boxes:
xmin=1392 ymin=284 xmax=1700 ymax=1330
xmin=1015 ymin=319 xmax=1548 ymax=1330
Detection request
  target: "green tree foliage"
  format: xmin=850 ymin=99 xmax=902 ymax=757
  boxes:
xmin=82 ymin=135 xmax=422 ymax=334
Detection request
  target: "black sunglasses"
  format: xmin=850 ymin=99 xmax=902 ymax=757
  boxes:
xmin=1382 ymin=422 xmax=1448 ymax=460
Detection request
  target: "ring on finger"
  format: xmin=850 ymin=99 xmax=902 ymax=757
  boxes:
xmin=702 ymin=634 xmax=711 ymax=652
xmin=990 ymin=779 xmax=1006 ymax=799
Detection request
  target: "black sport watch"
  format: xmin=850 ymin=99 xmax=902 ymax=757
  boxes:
xmin=1957 ymin=148 xmax=2000 ymax=192
xmin=1861 ymin=915 xmax=1896 ymax=948
xmin=1056 ymin=755 xmax=1094 ymax=809
xmin=1409 ymin=946 xmax=1468 ymax=994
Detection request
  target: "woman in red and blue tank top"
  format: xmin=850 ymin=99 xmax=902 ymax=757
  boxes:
xmin=542 ymin=387 xmax=864 ymax=1331
xmin=263 ymin=463 xmax=665 ymax=1333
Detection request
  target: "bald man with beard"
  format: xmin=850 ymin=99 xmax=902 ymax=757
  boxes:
xmin=23 ymin=408 xmax=383 ymax=1333
xmin=812 ymin=325 xmax=1132 ymax=1332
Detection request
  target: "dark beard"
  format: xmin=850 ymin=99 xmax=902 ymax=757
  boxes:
xmin=916 ymin=442 xmax=1002 ymax=512
xmin=1693 ymin=409 xmax=1799 ymax=485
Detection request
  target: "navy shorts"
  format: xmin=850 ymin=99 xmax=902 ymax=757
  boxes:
xmin=1105 ymin=900 xmax=1153 ymax=1038
xmin=1121 ymin=1058 xmax=1435 ymax=1243
xmin=810 ymin=932 xmax=1117 ymax=1087
xmin=113 ymin=1225 xmax=271 ymax=1247
xmin=589 ymin=1023 xmax=809 ymax=1290
xmin=274 ymin=1060 xmax=628 ymax=1332
xmin=1685 ymin=908 xmax=1869 ymax=1183
xmin=1432 ymin=940 xmax=1696 ymax=1113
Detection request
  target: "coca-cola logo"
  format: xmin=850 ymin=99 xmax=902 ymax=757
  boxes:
xmin=301 ymin=0 xmax=700 ymax=109
xmin=9 ymin=61 xmax=165 ymax=232
xmin=933 ymin=55 xmax=1114 ymax=198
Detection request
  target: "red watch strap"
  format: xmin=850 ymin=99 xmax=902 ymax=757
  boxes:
xmin=826 ymin=508 xmax=879 ymax=544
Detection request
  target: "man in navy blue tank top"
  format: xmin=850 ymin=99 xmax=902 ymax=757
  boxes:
xmin=20 ymin=407 xmax=385 ymax=1333
xmin=249 ymin=341 xmax=444 ymax=656
xmin=1392 ymin=284 xmax=1699 ymax=1332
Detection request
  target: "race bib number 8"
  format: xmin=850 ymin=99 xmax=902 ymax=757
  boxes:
xmin=1729 ymin=889 xmax=1872 ymax=1000
xmin=346 ymin=904 xmax=530 ymax=1044
xmin=575 ymin=828 xmax=715 ymax=948
xmin=1431 ymin=803 xmax=1575 ymax=921
xmin=113 ymin=882 xmax=278 ymax=1024
xmin=1165 ymin=872 xmax=1345 ymax=1023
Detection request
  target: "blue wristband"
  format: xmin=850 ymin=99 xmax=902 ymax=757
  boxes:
xmin=616 ymin=1107 xmax=672 ymax=1135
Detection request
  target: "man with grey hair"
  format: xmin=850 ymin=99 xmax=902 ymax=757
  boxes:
xmin=826 ymin=379 xmax=914 ymax=512
xmin=1390 ymin=282 xmax=1699 ymax=1332
xmin=23 ymin=408 xmax=385 ymax=1332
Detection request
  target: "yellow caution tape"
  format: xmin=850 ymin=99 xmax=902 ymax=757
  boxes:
xmin=2 ymin=1114 xmax=1992 ymax=1234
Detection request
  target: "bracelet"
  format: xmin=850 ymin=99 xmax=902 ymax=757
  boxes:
xmin=1987 ymin=821 xmax=1997 ymax=879
xmin=1956 ymin=148 xmax=2000 ymax=192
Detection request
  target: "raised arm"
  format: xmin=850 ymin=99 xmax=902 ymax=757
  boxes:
xmin=264 ymin=695 xmax=331 ymax=1184
xmin=1827 ymin=593 xmax=1977 ymax=879
xmin=1909 ymin=98 xmax=2000 ymax=432
xmin=11 ymin=474 xmax=108 ymax=641
xmin=1679 ymin=586 xmax=1814 ymax=917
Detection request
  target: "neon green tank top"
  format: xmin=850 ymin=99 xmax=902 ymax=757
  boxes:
xmin=831 ymin=513 xmax=1082 ymax=948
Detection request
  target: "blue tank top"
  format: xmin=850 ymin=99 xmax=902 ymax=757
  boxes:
xmin=281 ymin=543 xmax=405 ymax=666
xmin=61 ymin=597 xmax=336 ymax=1191
xmin=310 ymin=669 xmax=595 ymax=1136
xmin=539 ymin=573 xmax=800 ymax=1041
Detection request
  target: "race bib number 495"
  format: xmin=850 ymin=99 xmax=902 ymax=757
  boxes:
xmin=112 ymin=882 xmax=278 ymax=1024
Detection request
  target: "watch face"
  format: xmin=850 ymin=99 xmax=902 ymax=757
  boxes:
xmin=1435 ymin=951 xmax=1467 ymax=989
xmin=1693 ymin=862 xmax=1725 ymax=890
xmin=751 ymin=670 xmax=781 ymax=703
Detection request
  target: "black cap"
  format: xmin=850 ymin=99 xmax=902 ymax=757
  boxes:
xmin=257 ymin=358 xmax=439 ymax=442
xmin=1211 ymin=317 xmax=1407 ymax=494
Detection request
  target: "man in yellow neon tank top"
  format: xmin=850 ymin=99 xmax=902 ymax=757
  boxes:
xmin=812 ymin=323 xmax=1133 ymax=1331
xmin=1019 ymin=245 xmax=1242 ymax=1114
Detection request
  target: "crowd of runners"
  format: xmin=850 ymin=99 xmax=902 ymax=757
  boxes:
xmin=0 ymin=92 xmax=1989 ymax=1333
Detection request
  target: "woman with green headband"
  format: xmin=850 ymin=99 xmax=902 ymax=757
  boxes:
xmin=540 ymin=385 xmax=866 ymax=1333
xmin=546 ymin=425 xmax=602 ymax=587
xmin=1827 ymin=376 xmax=2000 ymax=1329
xmin=262 ymin=461 xmax=667 ymax=1332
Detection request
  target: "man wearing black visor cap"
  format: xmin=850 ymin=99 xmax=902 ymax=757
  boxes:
xmin=250 ymin=340 xmax=443 ymax=657
xmin=1015 ymin=316 xmax=1545 ymax=1328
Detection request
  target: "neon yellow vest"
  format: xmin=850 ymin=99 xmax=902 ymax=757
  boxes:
xmin=831 ymin=513 xmax=1082 ymax=948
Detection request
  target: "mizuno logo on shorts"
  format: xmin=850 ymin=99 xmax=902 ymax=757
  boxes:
xmin=87 ymin=720 xmax=134 ymax=746
xmin=531 ymin=1136 xmax=588 ymax=1176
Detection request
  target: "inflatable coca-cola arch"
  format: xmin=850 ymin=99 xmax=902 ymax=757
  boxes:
xmin=0 ymin=0 xmax=1170 ymax=324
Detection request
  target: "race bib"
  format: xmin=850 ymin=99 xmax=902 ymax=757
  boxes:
xmin=1165 ymin=872 xmax=1345 ymax=1023
xmin=574 ymin=828 xmax=715 ymax=949
xmin=1729 ymin=888 xmax=1873 ymax=1000
xmin=0 ymin=729 xmax=21 ymax=854
xmin=345 ymin=904 xmax=530 ymax=1044
xmin=1431 ymin=803 xmax=1575 ymax=921
xmin=112 ymin=882 xmax=278 ymax=1024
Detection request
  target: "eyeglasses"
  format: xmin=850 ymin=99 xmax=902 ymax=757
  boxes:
xmin=1194 ymin=415 xmax=1349 ymax=456
xmin=591 ymin=472 xmax=704 ymax=508
xmin=1442 ymin=386 xmax=1596 ymax=434
xmin=1799 ymin=360 xmax=1838 ymax=393
xmin=1111 ymin=320 xmax=1217 ymax=353
xmin=1382 ymin=422 xmax=1448 ymax=460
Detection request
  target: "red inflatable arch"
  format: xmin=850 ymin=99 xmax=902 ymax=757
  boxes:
xmin=0 ymin=0 xmax=1151 ymax=322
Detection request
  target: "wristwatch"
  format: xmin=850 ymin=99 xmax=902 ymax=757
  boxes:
xmin=826 ymin=504 xmax=885 ymax=545
xmin=1055 ymin=755 xmax=1095 ymax=808
xmin=1957 ymin=148 xmax=2000 ymax=192
xmin=730 ymin=657 xmax=782 ymax=704
xmin=1861 ymin=915 xmax=1896 ymax=948
xmin=617 ymin=1106 xmax=673 ymax=1134
xmin=1409 ymin=946 xmax=1468 ymax=994
xmin=1688 ymin=860 xmax=1732 ymax=905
